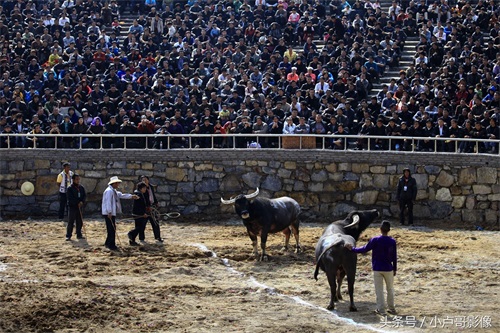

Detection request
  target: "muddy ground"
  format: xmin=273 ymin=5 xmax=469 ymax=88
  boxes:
xmin=0 ymin=217 xmax=498 ymax=333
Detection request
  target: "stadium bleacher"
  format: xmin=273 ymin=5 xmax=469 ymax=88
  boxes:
xmin=0 ymin=0 xmax=498 ymax=152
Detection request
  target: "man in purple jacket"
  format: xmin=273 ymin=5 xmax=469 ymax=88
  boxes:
xmin=346 ymin=221 xmax=397 ymax=315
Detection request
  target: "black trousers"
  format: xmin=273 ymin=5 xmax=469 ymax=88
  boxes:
xmin=399 ymin=199 xmax=414 ymax=225
xmin=104 ymin=215 xmax=117 ymax=248
xmin=67 ymin=206 xmax=83 ymax=238
xmin=128 ymin=217 xmax=147 ymax=241
xmin=139 ymin=216 xmax=161 ymax=240
xmin=59 ymin=192 xmax=67 ymax=219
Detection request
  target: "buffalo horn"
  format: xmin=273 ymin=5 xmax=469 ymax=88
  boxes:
xmin=244 ymin=187 xmax=259 ymax=199
xmin=344 ymin=214 xmax=360 ymax=228
xmin=220 ymin=197 xmax=236 ymax=205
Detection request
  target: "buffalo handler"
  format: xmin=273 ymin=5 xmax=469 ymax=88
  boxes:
xmin=396 ymin=167 xmax=417 ymax=225
xmin=102 ymin=176 xmax=139 ymax=250
xmin=345 ymin=221 xmax=398 ymax=316
xmin=66 ymin=174 xmax=86 ymax=241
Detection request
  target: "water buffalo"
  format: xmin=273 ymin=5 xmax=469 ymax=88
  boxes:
xmin=221 ymin=188 xmax=301 ymax=261
xmin=314 ymin=209 xmax=380 ymax=311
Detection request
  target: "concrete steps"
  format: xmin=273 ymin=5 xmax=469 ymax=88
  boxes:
xmin=113 ymin=5 xmax=484 ymax=105
xmin=368 ymin=0 xmax=417 ymax=98
xmin=109 ymin=15 xmax=136 ymax=43
xmin=115 ymin=4 xmax=414 ymax=101
xmin=369 ymin=36 xmax=419 ymax=96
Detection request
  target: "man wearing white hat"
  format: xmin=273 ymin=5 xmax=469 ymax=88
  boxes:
xmin=102 ymin=176 xmax=139 ymax=250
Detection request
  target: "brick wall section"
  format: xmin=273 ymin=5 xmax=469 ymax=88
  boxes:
xmin=0 ymin=149 xmax=499 ymax=228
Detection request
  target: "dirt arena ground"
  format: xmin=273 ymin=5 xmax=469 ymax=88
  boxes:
xmin=0 ymin=217 xmax=498 ymax=333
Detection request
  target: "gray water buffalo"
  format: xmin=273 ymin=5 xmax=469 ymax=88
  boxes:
xmin=314 ymin=209 xmax=380 ymax=311
xmin=221 ymin=188 xmax=301 ymax=261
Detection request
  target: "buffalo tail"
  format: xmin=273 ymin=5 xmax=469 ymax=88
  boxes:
xmin=313 ymin=237 xmax=346 ymax=281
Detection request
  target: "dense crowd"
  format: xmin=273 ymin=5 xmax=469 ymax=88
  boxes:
xmin=0 ymin=0 xmax=498 ymax=152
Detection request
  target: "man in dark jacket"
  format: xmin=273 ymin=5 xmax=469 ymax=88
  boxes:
xmin=66 ymin=174 xmax=86 ymax=241
xmin=138 ymin=175 xmax=162 ymax=243
xmin=128 ymin=182 xmax=148 ymax=246
xmin=104 ymin=115 xmax=120 ymax=148
xmin=396 ymin=168 xmax=417 ymax=225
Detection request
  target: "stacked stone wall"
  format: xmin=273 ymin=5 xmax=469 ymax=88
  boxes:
xmin=0 ymin=150 xmax=498 ymax=229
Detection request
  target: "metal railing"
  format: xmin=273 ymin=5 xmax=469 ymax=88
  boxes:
xmin=1 ymin=133 xmax=499 ymax=155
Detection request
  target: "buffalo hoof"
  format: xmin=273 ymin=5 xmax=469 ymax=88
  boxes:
xmin=294 ymin=246 xmax=301 ymax=254
xmin=281 ymin=246 xmax=288 ymax=251
xmin=259 ymin=254 xmax=270 ymax=262
xmin=326 ymin=304 xmax=335 ymax=311
xmin=349 ymin=305 xmax=358 ymax=312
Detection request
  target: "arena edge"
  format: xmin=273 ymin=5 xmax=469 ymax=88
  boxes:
xmin=0 ymin=150 xmax=498 ymax=229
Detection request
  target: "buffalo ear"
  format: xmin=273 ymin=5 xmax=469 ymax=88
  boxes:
xmin=344 ymin=214 xmax=360 ymax=228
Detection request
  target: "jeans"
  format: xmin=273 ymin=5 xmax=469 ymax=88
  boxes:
xmin=15 ymin=136 xmax=26 ymax=148
xmin=67 ymin=206 xmax=83 ymax=238
xmin=75 ymin=137 xmax=89 ymax=148
xmin=484 ymin=141 xmax=498 ymax=152
xmin=59 ymin=192 xmax=67 ymax=219
xmin=374 ymin=271 xmax=395 ymax=312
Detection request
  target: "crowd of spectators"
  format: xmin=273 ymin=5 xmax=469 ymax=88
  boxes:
xmin=0 ymin=0 xmax=498 ymax=152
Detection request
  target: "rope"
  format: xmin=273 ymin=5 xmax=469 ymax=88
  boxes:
xmin=150 ymin=207 xmax=181 ymax=221
xmin=110 ymin=216 xmax=123 ymax=248
xmin=79 ymin=207 xmax=88 ymax=240
xmin=114 ymin=210 xmax=181 ymax=224
xmin=165 ymin=212 xmax=181 ymax=219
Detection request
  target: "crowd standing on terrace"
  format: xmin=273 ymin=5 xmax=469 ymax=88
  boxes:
xmin=0 ymin=0 xmax=498 ymax=152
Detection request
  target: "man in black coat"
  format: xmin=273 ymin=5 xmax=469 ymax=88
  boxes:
xmin=396 ymin=168 xmax=417 ymax=225
xmin=66 ymin=174 xmax=86 ymax=241
xmin=138 ymin=175 xmax=162 ymax=243
xmin=128 ymin=182 xmax=148 ymax=246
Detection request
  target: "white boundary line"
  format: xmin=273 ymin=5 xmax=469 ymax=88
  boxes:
xmin=191 ymin=243 xmax=403 ymax=333
xmin=0 ymin=262 xmax=7 ymax=272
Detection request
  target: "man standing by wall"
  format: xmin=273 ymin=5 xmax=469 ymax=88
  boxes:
xmin=66 ymin=174 xmax=86 ymax=241
xmin=102 ymin=176 xmax=139 ymax=250
xmin=396 ymin=167 xmax=417 ymax=225
xmin=346 ymin=221 xmax=398 ymax=315
xmin=56 ymin=162 xmax=73 ymax=220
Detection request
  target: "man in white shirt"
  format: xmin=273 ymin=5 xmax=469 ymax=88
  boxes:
xmin=314 ymin=77 xmax=330 ymax=98
xmin=56 ymin=162 xmax=73 ymax=220
xmin=102 ymin=176 xmax=139 ymax=250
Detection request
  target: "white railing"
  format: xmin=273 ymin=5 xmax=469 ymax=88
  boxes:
xmin=1 ymin=133 xmax=499 ymax=155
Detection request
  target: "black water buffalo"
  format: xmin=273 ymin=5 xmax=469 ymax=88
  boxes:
xmin=314 ymin=209 xmax=380 ymax=311
xmin=221 ymin=188 xmax=301 ymax=261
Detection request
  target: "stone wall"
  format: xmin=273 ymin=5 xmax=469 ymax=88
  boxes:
xmin=0 ymin=150 xmax=498 ymax=229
